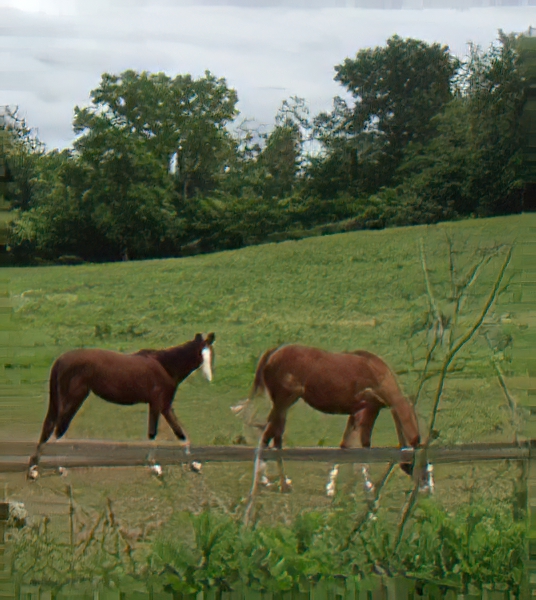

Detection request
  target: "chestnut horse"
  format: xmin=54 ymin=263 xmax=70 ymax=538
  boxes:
xmin=28 ymin=332 xmax=215 ymax=478
xmin=233 ymin=344 xmax=422 ymax=492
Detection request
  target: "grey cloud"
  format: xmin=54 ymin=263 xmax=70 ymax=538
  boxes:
xmin=1 ymin=2 xmax=534 ymax=149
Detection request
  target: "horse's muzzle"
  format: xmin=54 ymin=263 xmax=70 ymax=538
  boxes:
xmin=399 ymin=462 xmax=414 ymax=476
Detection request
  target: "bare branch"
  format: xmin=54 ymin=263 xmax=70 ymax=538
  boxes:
xmin=392 ymin=483 xmax=420 ymax=554
xmin=342 ymin=462 xmax=397 ymax=550
xmin=419 ymin=238 xmax=442 ymax=326
xmin=451 ymin=254 xmax=493 ymax=343
xmin=484 ymin=333 xmax=519 ymax=442
xmin=445 ymin=231 xmax=457 ymax=301
xmin=393 ymin=245 xmax=513 ymax=551
xmin=413 ymin=239 xmax=444 ymax=407
xmin=425 ymin=245 xmax=513 ymax=445
xmin=243 ymin=438 xmax=265 ymax=528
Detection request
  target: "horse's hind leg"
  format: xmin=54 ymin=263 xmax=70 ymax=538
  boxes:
xmin=54 ymin=386 xmax=89 ymax=439
xmin=28 ymin=364 xmax=62 ymax=478
xmin=261 ymin=406 xmax=289 ymax=449
xmin=28 ymin=404 xmax=58 ymax=478
xmin=261 ymin=407 xmax=292 ymax=492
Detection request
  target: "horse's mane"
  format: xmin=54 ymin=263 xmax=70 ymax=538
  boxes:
xmin=134 ymin=342 xmax=199 ymax=379
xmin=134 ymin=349 xmax=155 ymax=357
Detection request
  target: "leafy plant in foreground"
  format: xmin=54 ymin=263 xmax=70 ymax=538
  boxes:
xmin=145 ymin=497 xmax=525 ymax=596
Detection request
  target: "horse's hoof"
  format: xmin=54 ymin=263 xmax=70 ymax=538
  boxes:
xmin=363 ymin=481 xmax=375 ymax=494
xmin=326 ymin=483 xmax=336 ymax=497
xmin=260 ymin=475 xmax=273 ymax=487
xmin=190 ymin=461 xmax=202 ymax=474
xmin=230 ymin=401 xmax=247 ymax=415
xmin=150 ymin=464 xmax=163 ymax=477
xmin=58 ymin=467 xmax=68 ymax=477
xmin=27 ymin=466 xmax=39 ymax=481
xmin=280 ymin=477 xmax=292 ymax=493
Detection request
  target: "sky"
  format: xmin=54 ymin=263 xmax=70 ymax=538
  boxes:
xmin=0 ymin=0 xmax=534 ymax=150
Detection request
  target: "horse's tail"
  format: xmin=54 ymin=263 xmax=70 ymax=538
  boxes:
xmin=230 ymin=347 xmax=279 ymax=423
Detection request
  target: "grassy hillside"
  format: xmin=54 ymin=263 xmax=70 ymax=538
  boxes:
xmin=0 ymin=213 xmax=531 ymax=449
xmin=0 ymin=212 xmax=532 ymax=553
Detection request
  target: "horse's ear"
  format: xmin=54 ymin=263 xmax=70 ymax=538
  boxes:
xmin=195 ymin=333 xmax=203 ymax=342
xmin=205 ymin=332 xmax=215 ymax=345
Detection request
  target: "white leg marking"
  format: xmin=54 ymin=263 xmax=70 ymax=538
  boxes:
xmin=150 ymin=464 xmax=163 ymax=477
xmin=190 ymin=461 xmax=202 ymax=473
xmin=231 ymin=400 xmax=249 ymax=414
xmin=362 ymin=465 xmax=375 ymax=494
xmin=326 ymin=464 xmax=339 ymax=497
xmin=259 ymin=460 xmax=272 ymax=487
xmin=419 ymin=463 xmax=435 ymax=494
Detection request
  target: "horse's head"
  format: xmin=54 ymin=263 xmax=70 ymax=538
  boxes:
xmin=195 ymin=332 xmax=215 ymax=382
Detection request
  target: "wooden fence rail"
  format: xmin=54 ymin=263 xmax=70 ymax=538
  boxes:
xmin=0 ymin=439 xmax=533 ymax=600
xmin=0 ymin=439 xmax=532 ymax=472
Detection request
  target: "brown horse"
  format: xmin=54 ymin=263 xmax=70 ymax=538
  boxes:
xmin=28 ymin=332 xmax=215 ymax=477
xmin=233 ymin=344 xmax=422 ymax=491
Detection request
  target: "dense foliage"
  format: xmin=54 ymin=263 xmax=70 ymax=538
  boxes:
xmin=10 ymin=498 xmax=525 ymax=596
xmin=1 ymin=32 xmax=526 ymax=263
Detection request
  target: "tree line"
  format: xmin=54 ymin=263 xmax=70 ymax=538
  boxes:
xmin=1 ymin=31 xmax=526 ymax=264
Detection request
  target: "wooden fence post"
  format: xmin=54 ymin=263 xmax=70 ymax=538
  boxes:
xmin=0 ymin=500 xmax=15 ymax=599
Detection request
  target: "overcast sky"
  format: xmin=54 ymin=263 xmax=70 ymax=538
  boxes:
xmin=1 ymin=0 xmax=534 ymax=150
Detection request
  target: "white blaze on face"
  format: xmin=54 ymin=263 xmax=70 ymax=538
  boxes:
xmin=201 ymin=346 xmax=213 ymax=382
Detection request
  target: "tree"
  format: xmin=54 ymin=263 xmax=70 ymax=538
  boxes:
xmin=398 ymin=31 xmax=524 ymax=220
xmin=1 ymin=106 xmax=45 ymax=211
xmin=461 ymin=31 xmax=525 ymax=215
xmin=254 ymin=98 xmax=310 ymax=200
xmin=74 ymin=125 xmax=180 ymax=261
xmin=74 ymin=70 xmax=239 ymax=203
xmin=311 ymin=36 xmax=457 ymax=197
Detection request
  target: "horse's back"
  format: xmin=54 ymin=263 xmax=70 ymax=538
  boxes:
xmin=53 ymin=348 xmax=172 ymax=402
xmin=56 ymin=348 xmax=147 ymax=370
xmin=262 ymin=344 xmax=403 ymax=412
xmin=267 ymin=344 xmax=387 ymax=381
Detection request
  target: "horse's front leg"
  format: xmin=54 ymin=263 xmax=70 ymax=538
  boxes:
xmin=391 ymin=410 xmax=415 ymax=475
xmin=391 ymin=411 xmax=432 ymax=491
xmin=147 ymin=405 xmax=162 ymax=477
xmin=325 ymin=415 xmax=357 ymax=497
xmin=161 ymin=406 xmax=201 ymax=473
xmin=161 ymin=406 xmax=189 ymax=446
xmin=339 ymin=407 xmax=379 ymax=496
xmin=148 ymin=404 xmax=160 ymax=440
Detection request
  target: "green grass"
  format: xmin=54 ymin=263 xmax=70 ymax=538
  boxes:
xmin=0 ymin=214 xmax=532 ymax=541
xmin=1 ymin=213 xmax=530 ymax=443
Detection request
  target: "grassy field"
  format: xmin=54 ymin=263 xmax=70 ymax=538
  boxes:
xmin=0 ymin=213 xmax=533 ymax=542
